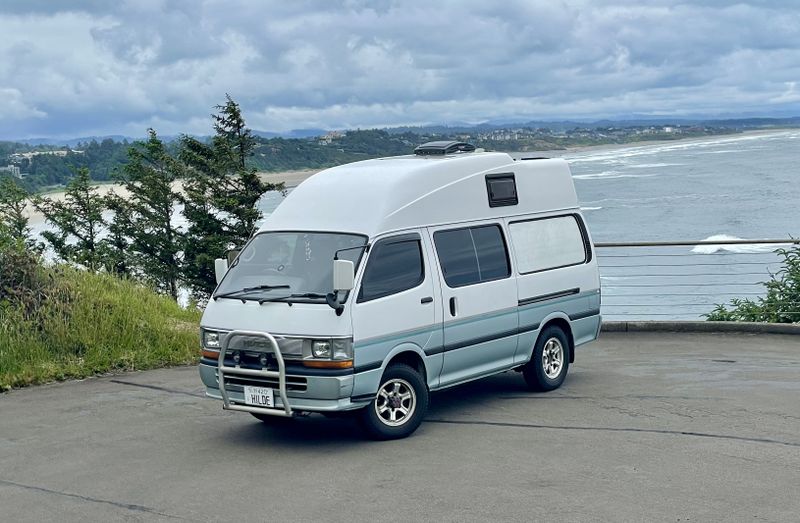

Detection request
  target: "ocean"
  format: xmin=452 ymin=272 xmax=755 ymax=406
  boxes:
xmin=562 ymin=130 xmax=800 ymax=320
xmin=565 ymin=130 xmax=800 ymax=242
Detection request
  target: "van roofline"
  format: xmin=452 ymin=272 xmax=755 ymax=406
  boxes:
xmin=260 ymin=153 xmax=579 ymax=238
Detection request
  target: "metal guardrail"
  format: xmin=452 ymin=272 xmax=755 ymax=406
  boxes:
xmin=594 ymin=238 xmax=799 ymax=321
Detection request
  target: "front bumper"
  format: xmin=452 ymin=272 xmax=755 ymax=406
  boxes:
xmin=199 ymin=362 xmax=368 ymax=413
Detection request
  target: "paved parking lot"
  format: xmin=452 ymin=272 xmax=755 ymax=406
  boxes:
xmin=1 ymin=331 xmax=799 ymax=522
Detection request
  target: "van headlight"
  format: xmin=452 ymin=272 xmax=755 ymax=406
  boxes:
xmin=203 ymin=329 xmax=221 ymax=349
xmin=312 ymin=340 xmax=332 ymax=358
xmin=310 ymin=338 xmax=352 ymax=360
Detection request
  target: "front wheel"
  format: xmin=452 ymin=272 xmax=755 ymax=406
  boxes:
xmin=359 ymin=364 xmax=428 ymax=440
xmin=523 ymin=326 xmax=570 ymax=391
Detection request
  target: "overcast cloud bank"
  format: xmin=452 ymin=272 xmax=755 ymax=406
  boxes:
xmin=1 ymin=1 xmax=799 ymax=140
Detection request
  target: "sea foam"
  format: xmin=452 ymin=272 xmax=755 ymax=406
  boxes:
xmin=691 ymin=234 xmax=789 ymax=254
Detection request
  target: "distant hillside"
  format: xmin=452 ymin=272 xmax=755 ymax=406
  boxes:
xmin=3 ymin=117 xmax=798 ymax=192
xmin=0 ymin=139 xmax=132 ymax=191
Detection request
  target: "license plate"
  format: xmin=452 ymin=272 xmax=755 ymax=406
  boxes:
xmin=243 ymin=385 xmax=274 ymax=407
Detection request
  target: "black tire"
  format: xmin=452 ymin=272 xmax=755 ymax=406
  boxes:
xmin=523 ymin=326 xmax=570 ymax=392
xmin=359 ymin=363 xmax=429 ymax=440
xmin=250 ymin=412 xmax=293 ymax=424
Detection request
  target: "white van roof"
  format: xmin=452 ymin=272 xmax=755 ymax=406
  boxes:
xmin=261 ymin=151 xmax=579 ymax=238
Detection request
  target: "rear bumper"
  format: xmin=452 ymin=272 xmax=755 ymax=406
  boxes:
xmin=199 ymin=362 xmax=369 ymax=413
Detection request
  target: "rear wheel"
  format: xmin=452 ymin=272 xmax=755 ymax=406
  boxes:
xmin=359 ymin=363 xmax=428 ymax=440
xmin=523 ymin=326 xmax=570 ymax=391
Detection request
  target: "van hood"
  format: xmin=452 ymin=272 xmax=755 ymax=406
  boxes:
xmin=201 ymin=298 xmax=352 ymax=337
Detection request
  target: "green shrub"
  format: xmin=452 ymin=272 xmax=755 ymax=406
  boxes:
xmin=0 ymin=230 xmax=54 ymax=317
xmin=706 ymin=244 xmax=800 ymax=323
xmin=0 ymin=257 xmax=201 ymax=390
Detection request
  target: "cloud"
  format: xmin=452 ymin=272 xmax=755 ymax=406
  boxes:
xmin=0 ymin=88 xmax=47 ymax=120
xmin=0 ymin=1 xmax=799 ymax=139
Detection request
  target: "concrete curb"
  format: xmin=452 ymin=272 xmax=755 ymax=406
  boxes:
xmin=601 ymin=321 xmax=800 ymax=335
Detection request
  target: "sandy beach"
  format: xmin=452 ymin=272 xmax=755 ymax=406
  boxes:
xmin=24 ymin=169 xmax=318 ymax=228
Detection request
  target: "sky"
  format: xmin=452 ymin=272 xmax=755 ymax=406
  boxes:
xmin=1 ymin=0 xmax=799 ymax=140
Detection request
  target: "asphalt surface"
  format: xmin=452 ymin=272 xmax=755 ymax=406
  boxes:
xmin=1 ymin=332 xmax=799 ymax=522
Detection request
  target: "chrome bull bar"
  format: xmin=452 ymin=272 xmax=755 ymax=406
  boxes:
xmin=218 ymin=330 xmax=293 ymax=417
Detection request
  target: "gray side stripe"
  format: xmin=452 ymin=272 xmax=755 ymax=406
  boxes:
xmin=569 ymin=308 xmax=601 ymax=321
xmin=435 ymin=321 xmax=542 ymax=354
xmin=353 ymin=361 xmax=382 ymax=373
xmin=443 ymin=327 xmax=519 ymax=352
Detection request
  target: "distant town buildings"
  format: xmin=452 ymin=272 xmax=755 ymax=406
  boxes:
xmin=0 ymin=164 xmax=22 ymax=178
xmin=318 ymin=131 xmax=345 ymax=145
xmin=9 ymin=149 xmax=84 ymax=162
xmin=443 ymin=125 xmax=694 ymax=144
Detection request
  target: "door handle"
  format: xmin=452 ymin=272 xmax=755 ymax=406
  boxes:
xmin=421 ymin=296 xmax=433 ymax=304
xmin=449 ymin=297 xmax=457 ymax=317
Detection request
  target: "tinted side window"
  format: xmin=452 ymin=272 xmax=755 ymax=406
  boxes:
xmin=434 ymin=224 xmax=510 ymax=288
xmin=358 ymin=239 xmax=424 ymax=302
xmin=472 ymin=225 xmax=511 ymax=280
xmin=433 ymin=228 xmax=480 ymax=287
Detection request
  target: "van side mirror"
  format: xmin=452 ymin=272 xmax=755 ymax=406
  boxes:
xmin=332 ymin=259 xmax=355 ymax=291
xmin=226 ymin=249 xmax=240 ymax=265
xmin=214 ymin=258 xmax=229 ymax=284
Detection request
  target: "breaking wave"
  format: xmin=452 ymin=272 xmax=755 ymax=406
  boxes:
xmin=565 ymin=131 xmax=795 ymax=165
xmin=627 ymin=163 xmax=683 ymax=168
xmin=573 ymin=171 xmax=657 ymax=180
xmin=691 ymin=234 xmax=789 ymax=254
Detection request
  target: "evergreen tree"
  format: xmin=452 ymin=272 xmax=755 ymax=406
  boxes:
xmin=99 ymin=193 xmax=131 ymax=276
xmin=0 ymin=177 xmax=31 ymax=243
xmin=35 ymin=168 xmax=105 ymax=272
xmin=180 ymin=95 xmax=284 ymax=299
xmin=113 ymin=129 xmax=184 ymax=299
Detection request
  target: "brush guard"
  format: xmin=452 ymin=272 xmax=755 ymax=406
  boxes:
xmin=217 ymin=330 xmax=293 ymax=417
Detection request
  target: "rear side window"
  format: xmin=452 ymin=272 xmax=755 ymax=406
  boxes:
xmin=357 ymin=237 xmax=424 ymax=302
xmin=434 ymin=224 xmax=510 ymax=288
xmin=509 ymin=215 xmax=588 ymax=273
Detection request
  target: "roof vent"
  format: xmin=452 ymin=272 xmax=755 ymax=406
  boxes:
xmin=414 ymin=141 xmax=476 ymax=156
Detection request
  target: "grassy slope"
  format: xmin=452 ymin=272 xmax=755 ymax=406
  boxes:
xmin=0 ymin=268 xmax=201 ymax=390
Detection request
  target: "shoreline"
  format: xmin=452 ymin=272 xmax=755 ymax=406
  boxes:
xmin=22 ymin=128 xmax=795 ymax=226
xmin=547 ymin=128 xmax=792 ymax=156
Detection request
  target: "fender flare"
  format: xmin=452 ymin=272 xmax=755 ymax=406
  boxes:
xmin=380 ymin=342 xmax=430 ymax=378
xmin=520 ymin=311 xmax=573 ymax=363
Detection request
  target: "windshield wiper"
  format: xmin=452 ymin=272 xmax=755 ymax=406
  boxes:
xmin=214 ymin=284 xmax=290 ymax=302
xmin=258 ymin=292 xmax=328 ymax=304
xmin=285 ymin=292 xmax=328 ymax=299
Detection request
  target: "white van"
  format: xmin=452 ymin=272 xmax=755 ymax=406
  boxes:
xmin=199 ymin=141 xmax=601 ymax=439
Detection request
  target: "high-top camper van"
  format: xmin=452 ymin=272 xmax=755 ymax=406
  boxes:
xmin=199 ymin=141 xmax=601 ymax=439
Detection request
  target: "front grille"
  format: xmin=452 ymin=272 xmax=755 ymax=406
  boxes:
xmin=223 ymin=350 xmax=281 ymax=370
xmin=224 ymin=375 xmax=308 ymax=392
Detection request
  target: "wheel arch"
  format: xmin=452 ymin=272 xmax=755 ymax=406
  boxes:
xmin=538 ymin=314 xmax=575 ymax=363
xmin=382 ymin=344 xmax=429 ymax=385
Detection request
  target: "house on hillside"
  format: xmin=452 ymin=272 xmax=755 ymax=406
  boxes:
xmin=0 ymin=164 xmax=23 ymax=178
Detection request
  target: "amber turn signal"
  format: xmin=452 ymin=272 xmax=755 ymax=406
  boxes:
xmin=302 ymin=359 xmax=353 ymax=369
xmin=202 ymin=349 xmax=221 ymax=359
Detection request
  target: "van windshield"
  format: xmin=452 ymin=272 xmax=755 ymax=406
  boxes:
xmin=215 ymin=232 xmax=367 ymax=302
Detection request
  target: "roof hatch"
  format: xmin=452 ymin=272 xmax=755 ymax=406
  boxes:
xmin=413 ymin=141 xmax=476 ymax=156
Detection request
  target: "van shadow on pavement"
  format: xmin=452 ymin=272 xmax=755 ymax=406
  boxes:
xmin=212 ymin=369 xmax=578 ymax=447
